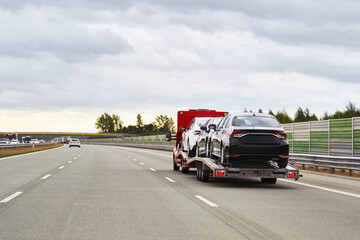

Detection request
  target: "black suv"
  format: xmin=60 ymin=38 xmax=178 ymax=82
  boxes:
xmin=209 ymin=113 xmax=289 ymax=168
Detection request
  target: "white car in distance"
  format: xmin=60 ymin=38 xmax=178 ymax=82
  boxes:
xmin=30 ymin=139 xmax=40 ymax=144
xmin=10 ymin=140 xmax=19 ymax=144
xmin=69 ymin=139 xmax=81 ymax=148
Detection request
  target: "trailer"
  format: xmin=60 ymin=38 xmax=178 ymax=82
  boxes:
xmin=167 ymin=109 xmax=301 ymax=184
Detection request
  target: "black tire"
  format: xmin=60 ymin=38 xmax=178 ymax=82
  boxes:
xmin=278 ymin=158 xmax=288 ymax=168
xmin=261 ymin=178 xmax=277 ymax=184
xmin=201 ymin=163 xmax=210 ymax=182
xmin=181 ymin=164 xmax=189 ymax=174
xmin=196 ymin=162 xmax=201 ymax=180
xmin=173 ymin=155 xmax=179 ymax=171
xmin=209 ymin=143 xmax=214 ymax=159
xmin=220 ymin=145 xmax=229 ymax=163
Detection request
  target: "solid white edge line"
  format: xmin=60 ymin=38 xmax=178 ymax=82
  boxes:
xmin=279 ymin=179 xmax=360 ymax=199
xmin=0 ymin=145 xmax=65 ymax=161
xmin=140 ymin=162 xmax=145 ymax=165
xmin=1 ymin=192 xmax=23 ymax=203
xmin=58 ymin=166 xmax=64 ymax=169
xmin=41 ymin=174 xmax=51 ymax=180
xmin=68 ymin=161 xmax=72 ymax=163
xmin=195 ymin=195 xmax=218 ymax=207
xmin=164 ymin=177 xmax=176 ymax=183
xmin=149 ymin=168 xmax=156 ymax=171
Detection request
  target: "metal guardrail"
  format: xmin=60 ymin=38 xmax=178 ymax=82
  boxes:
xmin=86 ymin=142 xmax=360 ymax=176
xmin=289 ymin=154 xmax=360 ymax=176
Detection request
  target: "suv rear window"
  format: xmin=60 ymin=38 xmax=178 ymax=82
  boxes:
xmin=232 ymin=116 xmax=281 ymax=128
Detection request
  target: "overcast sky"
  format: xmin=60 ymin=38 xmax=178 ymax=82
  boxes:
xmin=1 ymin=0 xmax=360 ymax=132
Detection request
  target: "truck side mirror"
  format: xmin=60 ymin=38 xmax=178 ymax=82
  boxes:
xmin=166 ymin=132 xmax=172 ymax=141
xmin=208 ymin=124 xmax=216 ymax=130
xmin=200 ymin=126 xmax=207 ymax=131
xmin=180 ymin=126 xmax=186 ymax=131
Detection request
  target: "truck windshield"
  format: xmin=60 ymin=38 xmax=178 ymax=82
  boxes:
xmin=232 ymin=116 xmax=281 ymax=128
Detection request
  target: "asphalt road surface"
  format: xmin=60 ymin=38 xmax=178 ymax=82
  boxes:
xmin=0 ymin=145 xmax=359 ymax=240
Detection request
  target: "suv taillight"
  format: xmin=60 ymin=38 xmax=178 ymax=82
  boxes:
xmin=230 ymin=132 xmax=248 ymax=137
xmin=273 ymin=132 xmax=287 ymax=139
xmin=194 ymin=130 xmax=201 ymax=135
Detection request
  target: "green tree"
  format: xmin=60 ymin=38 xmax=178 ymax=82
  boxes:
xmin=136 ymin=114 xmax=143 ymax=129
xmin=258 ymin=109 xmax=263 ymax=113
xmin=153 ymin=115 xmax=176 ymax=133
xmin=95 ymin=113 xmax=114 ymax=133
xmin=112 ymin=114 xmax=124 ymax=132
xmin=274 ymin=109 xmax=293 ymax=124
xmin=294 ymin=107 xmax=306 ymax=122
xmin=95 ymin=113 xmax=123 ymax=133
xmin=268 ymin=110 xmax=275 ymax=116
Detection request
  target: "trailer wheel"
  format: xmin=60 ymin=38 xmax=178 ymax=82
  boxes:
xmin=196 ymin=162 xmax=201 ymax=180
xmin=181 ymin=165 xmax=189 ymax=174
xmin=173 ymin=155 xmax=179 ymax=171
xmin=201 ymin=163 xmax=210 ymax=182
xmin=261 ymin=178 xmax=277 ymax=184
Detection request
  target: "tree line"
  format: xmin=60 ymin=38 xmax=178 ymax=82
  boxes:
xmin=95 ymin=113 xmax=176 ymax=134
xmin=252 ymin=102 xmax=360 ymax=124
xmin=95 ymin=102 xmax=360 ymax=133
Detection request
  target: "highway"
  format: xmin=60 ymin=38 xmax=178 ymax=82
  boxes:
xmin=0 ymin=145 xmax=359 ymax=240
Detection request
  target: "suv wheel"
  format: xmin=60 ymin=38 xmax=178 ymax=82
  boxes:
xmin=220 ymin=145 xmax=229 ymax=163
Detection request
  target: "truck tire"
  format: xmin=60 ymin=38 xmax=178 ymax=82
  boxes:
xmin=181 ymin=164 xmax=189 ymax=174
xmin=197 ymin=162 xmax=209 ymax=182
xmin=278 ymin=158 xmax=288 ymax=168
xmin=173 ymin=155 xmax=179 ymax=171
xmin=261 ymin=178 xmax=277 ymax=184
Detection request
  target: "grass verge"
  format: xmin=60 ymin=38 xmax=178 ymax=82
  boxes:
xmin=0 ymin=144 xmax=64 ymax=158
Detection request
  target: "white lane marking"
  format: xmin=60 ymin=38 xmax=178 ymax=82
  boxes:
xmin=133 ymin=159 xmax=137 ymax=162
xmin=0 ymin=146 xmax=65 ymax=161
xmin=74 ymin=157 xmax=77 ymax=160
xmin=140 ymin=162 xmax=145 ymax=166
xmin=279 ymin=179 xmax=360 ymax=199
xmin=165 ymin=177 xmax=176 ymax=183
xmin=58 ymin=166 xmax=65 ymax=169
xmin=195 ymin=195 xmax=218 ymax=207
xmin=149 ymin=168 xmax=156 ymax=172
xmin=1 ymin=192 xmax=23 ymax=203
xmin=41 ymin=174 xmax=51 ymax=180
xmin=68 ymin=161 xmax=72 ymax=163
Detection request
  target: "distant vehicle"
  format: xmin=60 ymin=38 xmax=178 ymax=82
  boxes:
xmin=0 ymin=140 xmax=9 ymax=145
xmin=5 ymin=133 xmax=17 ymax=141
xmin=30 ymin=139 xmax=40 ymax=144
xmin=181 ymin=117 xmax=211 ymax=157
xmin=69 ymin=139 xmax=81 ymax=148
xmin=10 ymin=140 xmax=19 ymax=144
xmin=209 ymin=112 xmax=289 ymax=168
xmin=196 ymin=117 xmax=223 ymax=157
xmin=23 ymin=136 xmax=32 ymax=143
xmin=39 ymin=140 xmax=45 ymax=143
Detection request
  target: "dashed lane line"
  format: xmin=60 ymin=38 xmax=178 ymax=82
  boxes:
xmin=58 ymin=166 xmax=65 ymax=169
xmin=164 ymin=177 xmax=176 ymax=183
xmin=41 ymin=174 xmax=51 ymax=180
xmin=1 ymin=192 xmax=23 ymax=203
xmin=149 ymin=168 xmax=156 ymax=172
xmin=194 ymin=195 xmax=218 ymax=207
